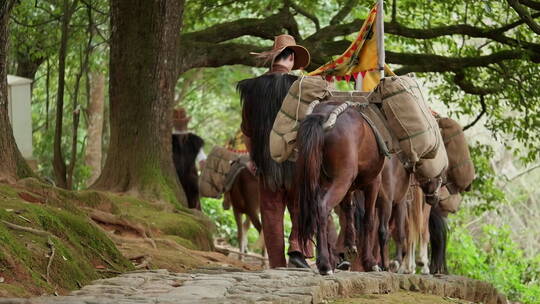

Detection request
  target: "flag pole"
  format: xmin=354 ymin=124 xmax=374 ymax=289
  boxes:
xmin=376 ymin=0 xmax=385 ymax=78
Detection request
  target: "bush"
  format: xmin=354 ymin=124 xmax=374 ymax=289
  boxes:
xmin=448 ymin=222 xmax=540 ymax=304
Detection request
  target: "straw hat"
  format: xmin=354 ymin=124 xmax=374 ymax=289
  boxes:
xmin=173 ymin=107 xmax=191 ymax=131
xmin=252 ymin=34 xmax=311 ymax=70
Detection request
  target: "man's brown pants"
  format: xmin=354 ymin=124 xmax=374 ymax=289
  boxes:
xmin=259 ymin=180 xmax=313 ymax=268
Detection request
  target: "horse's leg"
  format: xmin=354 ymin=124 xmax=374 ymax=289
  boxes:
xmin=340 ymin=193 xmax=357 ymax=255
xmin=398 ymin=204 xmax=416 ymax=274
xmin=377 ymin=196 xmax=392 ymax=271
xmin=361 ymin=179 xmax=383 ymax=272
xmin=234 ymin=209 xmax=244 ymax=261
xmin=419 ymin=203 xmax=431 ymax=275
xmin=391 ymin=200 xmax=407 ymax=272
xmin=335 ymin=205 xmax=347 ymax=259
xmin=317 ymin=182 xmax=352 ymax=275
xmin=243 ymin=216 xmax=251 ymax=253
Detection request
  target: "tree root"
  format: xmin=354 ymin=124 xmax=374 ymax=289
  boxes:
xmin=2 ymin=220 xmax=56 ymax=239
xmin=214 ymin=245 xmax=268 ymax=261
xmin=46 ymin=238 xmax=55 ymax=283
xmin=87 ymin=210 xmax=157 ymax=249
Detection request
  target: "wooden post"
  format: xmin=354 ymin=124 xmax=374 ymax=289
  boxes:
xmin=377 ymin=0 xmax=385 ymax=78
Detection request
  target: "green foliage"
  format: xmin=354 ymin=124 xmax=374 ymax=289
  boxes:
xmin=448 ymin=218 xmax=540 ymax=303
xmin=464 ymin=143 xmax=506 ymax=214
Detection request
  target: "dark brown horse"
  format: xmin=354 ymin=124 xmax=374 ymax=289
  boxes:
xmin=172 ymin=132 xmax=204 ymax=210
xmin=296 ymin=102 xmax=385 ymax=275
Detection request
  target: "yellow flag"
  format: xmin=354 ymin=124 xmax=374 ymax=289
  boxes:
xmin=308 ymin=2 xmax=392 ymax=92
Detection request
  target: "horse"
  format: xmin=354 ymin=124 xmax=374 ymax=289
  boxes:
xmin=397 ymin=185 xmax=431 ymax=274
xmin=172 ymin=132 xmax=204 ymax=210
xmin=335 ymin=157 xmax=410 ymax=272
xmin=222 ymin=166 xmax=266 ymax=263
xmin=376 ymin=156 xmax=411 ymax=271
xmin=295 ymin=102 xmax=385 ymax=275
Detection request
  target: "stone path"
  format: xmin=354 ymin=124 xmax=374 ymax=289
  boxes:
xmin=0 ymin=268 xmax=508 ymax=304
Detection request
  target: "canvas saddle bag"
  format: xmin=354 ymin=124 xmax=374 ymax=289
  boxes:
xmin=269 ymin=73 xmax=448 ymax=179
xmin=199 ymin=146 xmax=249 ymax=198
xmin=438 ymin=117 xmax=475 ymax=193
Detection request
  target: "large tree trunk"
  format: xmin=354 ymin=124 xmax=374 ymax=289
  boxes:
xmin=85 ymin=72 xmax=105 ymax=186
xmin=0 ymin=0 xmax=33 ymax=183
xmin=92 ymin=0 xmax=186 ymax=206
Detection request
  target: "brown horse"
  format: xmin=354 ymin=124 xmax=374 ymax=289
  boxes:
xmin=336 ymin=157 xmax=410 ymax=272
xmin=223 ymin=167 xmax=265 ymax=261
xmin=296 ymin=102 xmax=385 ymax=275
xmin=376 ymin=157 xmax=411 ymax=271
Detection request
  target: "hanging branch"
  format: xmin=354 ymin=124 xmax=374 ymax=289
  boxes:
xmin=463 ymin=95 xmax=487 ymax=131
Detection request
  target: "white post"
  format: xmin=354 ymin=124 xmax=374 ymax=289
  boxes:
xmin=377 ymin=0 xmax=385 ymax=78
xmin=355 ymin=74 xmax=363 ymax=91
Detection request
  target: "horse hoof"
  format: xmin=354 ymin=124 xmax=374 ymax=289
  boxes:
xmin=319 ymin=269 xmax=334 ymax=276
xmin=336 ymin=261 xmax=351 ymax=271
xmin=372 ymin=265 xmax=382 ymax=272
xmin=346 ymin=246 xmax=358 ymax=255
xmin=421 ymin=266 xmax=430 ymax=275
xmin=389 ymin=260 xmax=400 ymax=273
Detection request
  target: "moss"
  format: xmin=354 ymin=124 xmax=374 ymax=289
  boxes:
xmin=0 ymin=185 xmax=132 ymax=297
xmin=139 ymin=163 xmax=185 ymax=209
xmin=0 ymin=177 xmax=217 ymax=296
xmin=107 ymin=193 xmax=214 ymax=250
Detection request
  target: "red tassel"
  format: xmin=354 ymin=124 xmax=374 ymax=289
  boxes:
xmin=336 ymin=76 xmax=343 ymax=81
xmin=360 ymin=71 xmax=367 ymax=78
xmin=325 ymin=75 xmax=334 ymax=82
xmin=352 ymin=72 xmax=360 ymax=81
xmin=344 ymin=75 xmax=351 ymax=82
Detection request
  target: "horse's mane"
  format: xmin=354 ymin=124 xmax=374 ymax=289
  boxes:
xmin=172 ymin=132 xmax=204 ymax=175
xmin=237 ymin=73 xmax=298 ymax=191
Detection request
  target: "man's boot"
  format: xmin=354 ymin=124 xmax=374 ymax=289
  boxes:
xmin=287 ymin=251 xmax=310 ymax=268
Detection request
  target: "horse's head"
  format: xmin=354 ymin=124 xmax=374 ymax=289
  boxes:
xmin=418 ymin=171 xmax=447 ymax=206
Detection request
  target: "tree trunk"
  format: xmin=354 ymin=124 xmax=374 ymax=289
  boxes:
xmin=92 ymin=0 xmax=186 ymax=206
xmin=67 ymin=4 xmax=93 ymax=189
xmin=0 ymin=0 xmax=33 ymax=183
xmin=52 ymin=0 xmax=78 ymax=188
xmin=85 ymin=72 xmax=105 ymax=186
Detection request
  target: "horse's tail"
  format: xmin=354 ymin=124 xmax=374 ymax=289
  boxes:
xmin=410 ymin=185 xmax=423 ymax=243
xmin=296 ymin=114 xmax=326 ymax=244
xmin=429 ymin=205 xmax=448 ymax=274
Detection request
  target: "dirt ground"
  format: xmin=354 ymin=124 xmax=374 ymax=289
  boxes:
xmin=330 ymin=291 xmax=475 ymax=304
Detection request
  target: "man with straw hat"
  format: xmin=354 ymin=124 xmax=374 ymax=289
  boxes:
xmin=237 ymin=34 xmax=312 ymax=268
